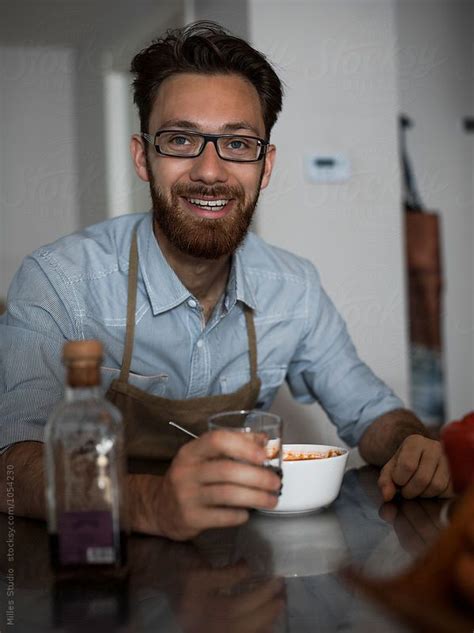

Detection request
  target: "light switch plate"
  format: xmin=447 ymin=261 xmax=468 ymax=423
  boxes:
xmin=305 ymin=153 xmax=351 ymax=183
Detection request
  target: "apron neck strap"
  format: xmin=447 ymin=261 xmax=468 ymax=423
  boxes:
xmin=119 ymin=228 xmax=259 ymax=383
xmin=119 ymin=228 xmax=139 ymax=382
xmin=243 ymin=305 xmax=258 ymax=380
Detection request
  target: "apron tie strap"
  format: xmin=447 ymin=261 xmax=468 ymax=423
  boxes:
xmin=119 ymin=228 xmax=139 ymax=382
xmin=243 ymin=305 xmax=258 ymax=381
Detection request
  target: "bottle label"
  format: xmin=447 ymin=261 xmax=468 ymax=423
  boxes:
xmin=58 ymin=511 xmax=116 ymax=565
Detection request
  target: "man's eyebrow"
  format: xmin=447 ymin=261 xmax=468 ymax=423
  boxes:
xmin=159 ymin=120 xmax=199 ymax=131
xmin=220 ymin=121 xmax=262 ymax=137
xmin=158 ymin=120 xmax=263 ymax=137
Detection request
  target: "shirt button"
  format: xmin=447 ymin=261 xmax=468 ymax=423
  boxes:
xmin=188 ymin=299 xmax=197 ymax=308
xmin=196 ymin=339 xmax=204 ymax=349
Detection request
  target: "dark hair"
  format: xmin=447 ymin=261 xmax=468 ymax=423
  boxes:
xmin=130 ymin=21 xmax=283 ymax=138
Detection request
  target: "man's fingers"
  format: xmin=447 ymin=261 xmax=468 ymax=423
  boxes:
xmin=198 ymin=458 xmax=281 ymax=493
xmin=391 ymin=439 xmax=423 ymax=488
xmin=398 ymin=447 xmax=438 ymax=499
xmin=379 ymin=436 xmax=455 ymax=503
xmin=419 ymin=456 xmax=452 ymax=498
xmin=378 ymin=461 xmax=398 ymax=502
xmin=200 ymin=483 xmax=279 ymax=510
xmin=179 ymin=430 xmax=267 ymax=466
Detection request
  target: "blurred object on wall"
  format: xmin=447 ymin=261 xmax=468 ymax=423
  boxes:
xmin=0 ymin=300 xmax=5 ymax=315
xmin=400 ymin=114 xmax=446 ymax=429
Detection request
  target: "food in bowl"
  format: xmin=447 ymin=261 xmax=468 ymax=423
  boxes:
xmin=283 ymin=448 xmax=345 ymax=461
xmin=259 ymin=443 xmax=349 ymax=515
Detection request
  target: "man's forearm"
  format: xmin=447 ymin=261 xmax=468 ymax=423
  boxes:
xmin=0 ymin=440 xmax=163 ymax=535
xmin=128 ymin=472 xmax=166 ymax=536
xmin=358 ymin=408 xmax=430 ymax=466
xmin=0 ymin=441 xmax=46 ymax=519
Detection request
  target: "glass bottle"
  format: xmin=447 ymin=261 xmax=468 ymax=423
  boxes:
xmin=45 ymin=340 xmax=128 ymax=580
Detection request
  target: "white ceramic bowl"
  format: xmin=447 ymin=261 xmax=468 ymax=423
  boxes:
xmin=261 ymin=443 xmax=349 ymax=515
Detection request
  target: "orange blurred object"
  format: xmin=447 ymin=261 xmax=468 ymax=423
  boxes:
xmin=441 ymin=412 xmax=474 ymax=493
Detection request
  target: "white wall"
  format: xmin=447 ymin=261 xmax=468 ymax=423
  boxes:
xmin=102 ymin=4 xmax=186 ymax=218
xmin=249 ymin=0 xmax=410 ymax=446
xmin=395 ymin=0 xmax=474 ymax=421
xmin=0 ymin=46 xmax=78 ymax=299
xmin=0 ymin=1 xmax=184 ymax=299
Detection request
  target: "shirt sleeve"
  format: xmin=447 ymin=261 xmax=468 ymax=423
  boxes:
xmin=286 ymin=263 xmax=405 ymax=447
xmin=0 ymin=253 xmax=80 ymax=451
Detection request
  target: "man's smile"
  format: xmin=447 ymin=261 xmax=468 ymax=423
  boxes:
xmin=181 ymin=196 xmax=235 ymax=219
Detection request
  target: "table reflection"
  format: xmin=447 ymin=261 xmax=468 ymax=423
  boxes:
xmin=0 ymin=466 xmax=447 ymax=632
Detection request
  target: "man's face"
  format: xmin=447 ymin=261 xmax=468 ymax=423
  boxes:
xmin=131 ymin=73 xmax=275 ymax=259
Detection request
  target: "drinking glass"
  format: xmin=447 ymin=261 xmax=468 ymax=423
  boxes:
xmin=208 ymin=410 xmax=283 ymax=476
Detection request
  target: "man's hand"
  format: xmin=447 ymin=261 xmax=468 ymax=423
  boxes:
xmin=377 ymin=434 xmax=453 ymax=502
xmin=130 ymin=430 xmax=281 ymax=541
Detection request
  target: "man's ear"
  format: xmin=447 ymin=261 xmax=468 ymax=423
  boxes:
xmin=130 ymin=134 xmax=150 ymax=182
xmin=260 ymin=144 xmax=276 ymax=191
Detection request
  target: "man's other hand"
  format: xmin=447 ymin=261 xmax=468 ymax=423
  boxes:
xmin=377 ymin=434 xmax=453 ymax=502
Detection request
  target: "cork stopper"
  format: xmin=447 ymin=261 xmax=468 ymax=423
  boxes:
xmin=63 ymin=340 xmax=103 ymax=388
xmin=63 ymin=340 xmax=103 ymax=364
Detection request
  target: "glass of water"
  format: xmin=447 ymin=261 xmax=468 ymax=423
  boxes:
xmin=208 ymin=410 xmax=283 ymax=477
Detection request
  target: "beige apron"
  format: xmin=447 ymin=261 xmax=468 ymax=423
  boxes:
xmin=105 ymin=230 xmax=261 ymax=475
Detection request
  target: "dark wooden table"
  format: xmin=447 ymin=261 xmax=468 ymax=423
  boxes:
xmin=0 ymin=466 xmax=447 ymax=632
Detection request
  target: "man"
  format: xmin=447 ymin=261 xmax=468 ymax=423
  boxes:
xmin=0 ymin=22 xmax=451 ymax=541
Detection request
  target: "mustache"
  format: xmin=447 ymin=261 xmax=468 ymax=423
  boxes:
xmin=172 ymin=183 xmax=244 ymax=199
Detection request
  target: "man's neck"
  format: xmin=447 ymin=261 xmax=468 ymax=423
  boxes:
xmin=153 ymin=220 xmax=231 ymax=322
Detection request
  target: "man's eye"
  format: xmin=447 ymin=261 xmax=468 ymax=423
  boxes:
xmin=169 ymin=135 xmax=191 ymax=146
xmin=227 ymin=138 xmax=249 ymax=150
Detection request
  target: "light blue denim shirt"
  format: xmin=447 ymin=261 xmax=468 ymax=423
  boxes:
xmin=0 ymin=213 xmax=403 ymax=451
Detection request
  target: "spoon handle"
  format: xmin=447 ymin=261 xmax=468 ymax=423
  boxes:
xmin=169 ymin=421 xmax=199 ymax=439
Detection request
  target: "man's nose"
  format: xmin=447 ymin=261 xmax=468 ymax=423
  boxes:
xmin=188 ymin=140 xmax=229 ymax=185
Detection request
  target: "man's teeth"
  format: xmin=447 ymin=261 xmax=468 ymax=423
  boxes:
xmin=187 ymin=198 xmax=229 ymax=210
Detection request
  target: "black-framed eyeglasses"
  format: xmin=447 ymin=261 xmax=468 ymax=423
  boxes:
xmin=141 ymin=130 xmax=269 ymax=163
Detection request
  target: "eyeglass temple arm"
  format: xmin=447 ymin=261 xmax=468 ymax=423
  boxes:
xmin=141 ymin=133 xmax=155 ymax=144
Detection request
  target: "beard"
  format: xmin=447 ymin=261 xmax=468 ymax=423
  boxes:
xmin=147 ymin=165 xmax=263 ymax=260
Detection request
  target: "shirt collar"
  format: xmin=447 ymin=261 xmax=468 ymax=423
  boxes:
xmin=136 ymin=214 xmax=258 ymax=315
xmin=230 ymin=236 xmax=258 ymax=311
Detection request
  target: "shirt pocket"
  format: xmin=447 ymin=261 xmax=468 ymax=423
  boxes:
xmin=219 ymin=366 xmax=286 ymax=407
xmin=101 ymin=367 xmax=169 ymax=396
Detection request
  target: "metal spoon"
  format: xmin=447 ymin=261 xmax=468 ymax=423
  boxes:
xmin=169 ymin=421 xmax=199 ymax=439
